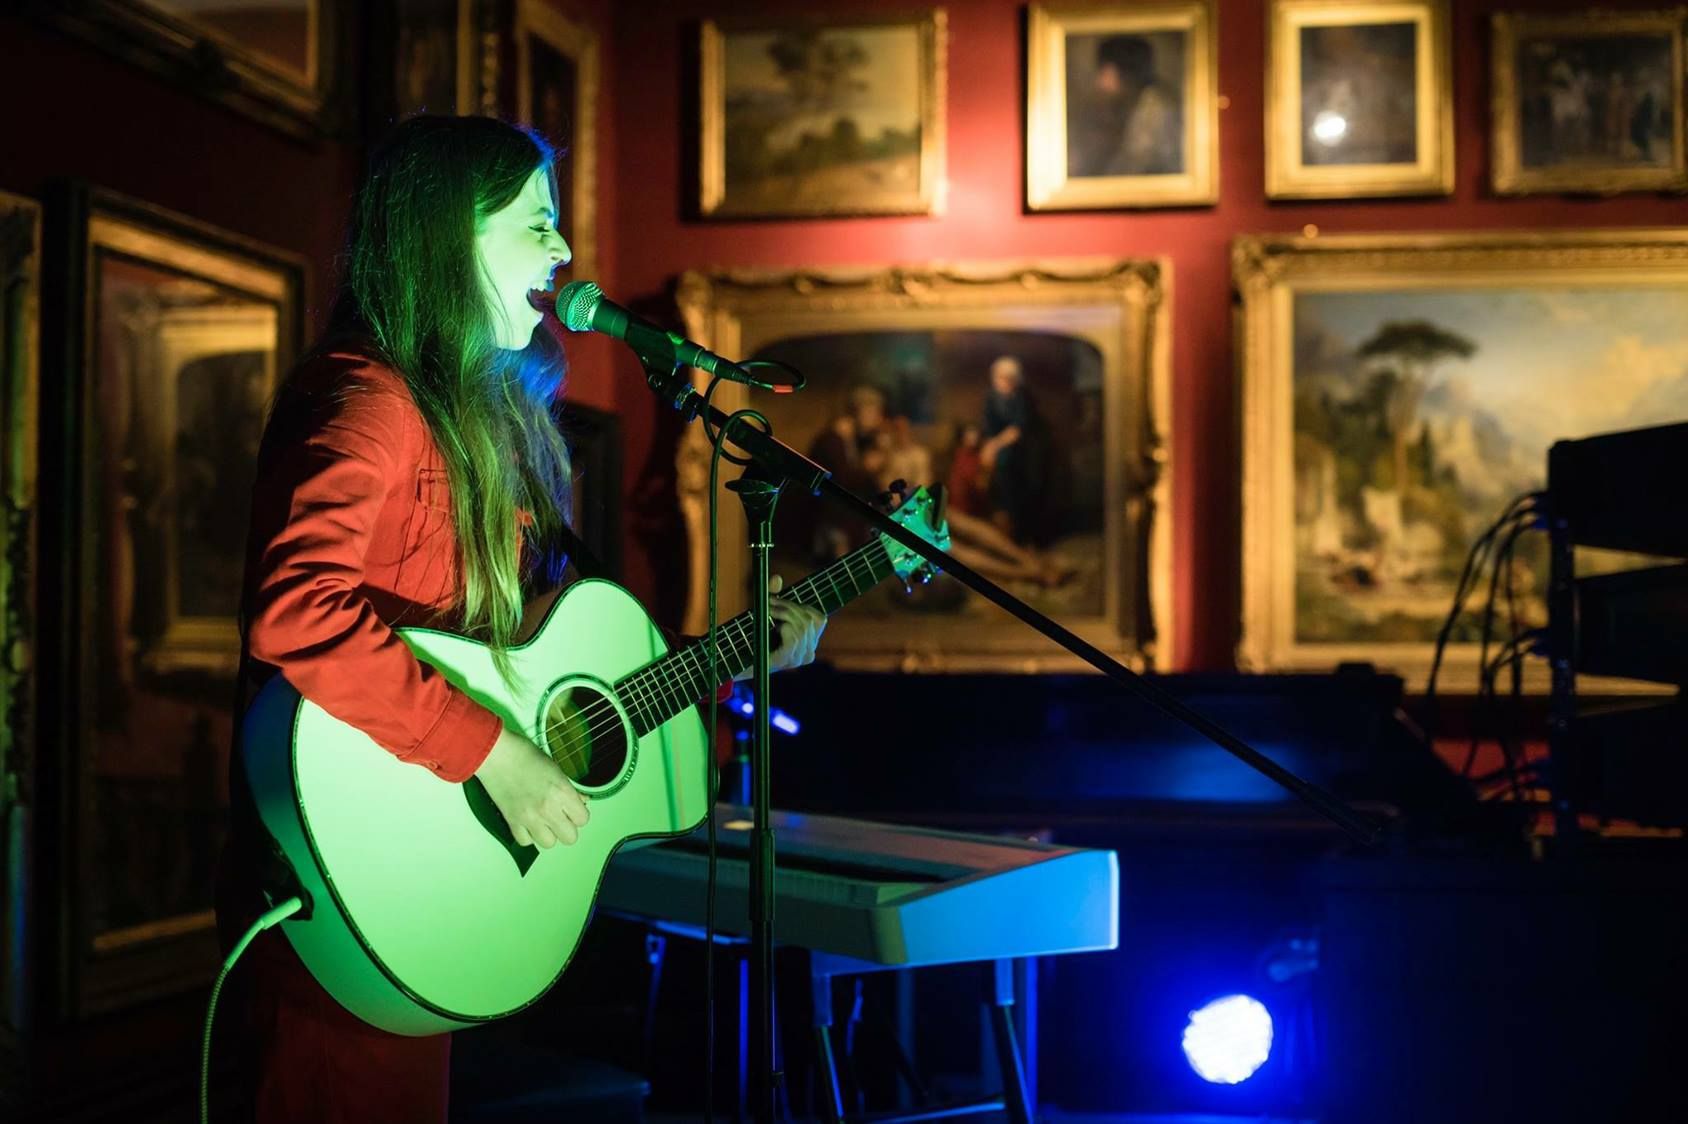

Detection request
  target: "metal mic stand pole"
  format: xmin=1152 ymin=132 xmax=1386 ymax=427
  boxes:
xmin=639 ymin=355 xmax=785 ymax=1123
xmin=727 ymin=472 xmax=782 ymax=1124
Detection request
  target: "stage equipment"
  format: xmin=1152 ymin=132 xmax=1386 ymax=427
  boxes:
xmin=593 ymin=276 xmax=1377 ymax=1124
xmin=1546 ymin=421 xmax=1688 ymax=838
xmin=601 ymin=804 xmax=1119 ymax=1123
xmin=1181 ymin=994 xmax=1274 ymax=1085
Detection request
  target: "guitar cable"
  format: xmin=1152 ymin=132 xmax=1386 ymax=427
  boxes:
xmin=198 ymin=893 xmax=305 ymax=1124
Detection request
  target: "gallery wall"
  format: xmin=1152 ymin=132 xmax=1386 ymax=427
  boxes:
xmin=600 ymin=0 xmax=1688 ymax=667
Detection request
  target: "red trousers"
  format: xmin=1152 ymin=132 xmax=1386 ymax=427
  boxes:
xmin=226 ymin=927 xmax=450 ymax=1123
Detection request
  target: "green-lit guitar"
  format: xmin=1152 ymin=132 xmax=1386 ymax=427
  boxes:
xmin=241 ymin=488 xmax=948 ymax=1035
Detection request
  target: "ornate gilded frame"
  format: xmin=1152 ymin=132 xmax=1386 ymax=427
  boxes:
xmin=41 ymin=185 xmax=304 ymax=1016
xmin=675 ymin=260 xmax=1172 ymax=673
xmin=516 ymin=0 xmax=599 ymax=286
xmin=26 ymin=0 xmax=344 ymax=139
xmin=1491 ymin=9 xmax=1688 ymax=196
xmin=0 ymin=192 xmax=41 ymax=1033
xmin=699 ymin=10 xmax=948 ymax=217
xmin=1234 ymin=228 xmax=1688 ymax=694
xmin=1265 ymin=0 xmax=1453 ymax=199
xmin=1026 ymin=1 xmax=1219 ymax=210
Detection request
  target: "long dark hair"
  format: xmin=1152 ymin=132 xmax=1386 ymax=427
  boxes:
xmin=326 ymin=115 xmax=572 ymax=674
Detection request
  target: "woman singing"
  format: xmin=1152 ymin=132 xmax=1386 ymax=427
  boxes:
xmin=215 ymin=114 xmax=825 ymax=1123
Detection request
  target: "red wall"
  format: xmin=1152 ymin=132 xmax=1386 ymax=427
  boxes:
xmin=601 ymin=0 xmax=1688 ymax=661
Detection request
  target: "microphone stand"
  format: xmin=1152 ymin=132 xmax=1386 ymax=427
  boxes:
xmin=637 ymin=354 xmax=1380 ymax=1124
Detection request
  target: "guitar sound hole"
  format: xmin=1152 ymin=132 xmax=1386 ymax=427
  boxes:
xmin=543 ymin=684 xmax=628 ymax=789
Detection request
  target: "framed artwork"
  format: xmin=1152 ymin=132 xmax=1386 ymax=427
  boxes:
xmin=389 ymin=0 xmax=494 ymax=120
xmin=1265 ymin=0 xmax=1453 ymax=199
xmin=1491 ymin=9 xmax=1687 ymax=196
xmin=0 ymin=192 xmax=41 ymax=1032
xmin=1026 ymin=1 xmax=1218 ymax=210
xmin=699 ymin=10 xmax=948 ymax=217
xmin=1234 ymin=229 xmax=1688 ymax=694
xmin=40 ymin=185 xmax=303 ymax=1016
xmin=516 ymin=0 xmax=599 ymax=286
xmin=25 ymin=0 xmax=342 ymax=138
xmin=675 ymin=260 xmax=1171 ymax=674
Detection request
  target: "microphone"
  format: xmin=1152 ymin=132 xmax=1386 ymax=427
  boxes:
xmin=549 ymin=281 xmax=800 ymax=392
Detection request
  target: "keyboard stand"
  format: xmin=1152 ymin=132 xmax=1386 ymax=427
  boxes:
xmin=809 ymin=953 xmax=1032 ymax=1124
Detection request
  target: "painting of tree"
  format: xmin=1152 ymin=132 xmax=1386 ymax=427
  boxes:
xmin=702 ymin=14 xmax=944 ymax=216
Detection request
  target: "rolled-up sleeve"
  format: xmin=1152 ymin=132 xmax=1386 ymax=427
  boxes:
xmin=246 ymin=378 xmax=501 ymax=782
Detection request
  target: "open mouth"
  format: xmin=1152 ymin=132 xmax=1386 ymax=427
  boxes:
xmin=526 ymin=286 xmax=554 ymax=313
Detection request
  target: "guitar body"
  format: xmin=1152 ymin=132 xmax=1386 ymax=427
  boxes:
xmin=241 ymin=579 xmax=710 ymax=1035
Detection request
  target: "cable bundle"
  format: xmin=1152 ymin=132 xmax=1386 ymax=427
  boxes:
xmin=1423 ymin=491 xmax=1546 ymax=801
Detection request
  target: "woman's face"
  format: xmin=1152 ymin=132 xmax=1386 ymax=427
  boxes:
xmin=474 ymin=166 xmax=571 ymax=350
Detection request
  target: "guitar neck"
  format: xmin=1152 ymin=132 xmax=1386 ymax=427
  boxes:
xmin=615 ymin=538 xmax=896 ymax=737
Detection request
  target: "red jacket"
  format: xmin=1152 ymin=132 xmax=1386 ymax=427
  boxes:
xmin=244 ymin=348 xmax=504 ymax=782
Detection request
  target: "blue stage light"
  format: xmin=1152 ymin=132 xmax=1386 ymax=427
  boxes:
xmin=1181 ymin=994 xmax=1273 ymax=1084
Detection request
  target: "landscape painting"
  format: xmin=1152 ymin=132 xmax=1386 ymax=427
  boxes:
xmin=700 ymin=12 xmax=946 ymax=216
xmin=1236 ymin=230 xmax=1688 ymax=691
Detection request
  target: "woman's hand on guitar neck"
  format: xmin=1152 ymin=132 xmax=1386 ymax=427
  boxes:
xmin=474 ymin=725 xmax=590 ymax=849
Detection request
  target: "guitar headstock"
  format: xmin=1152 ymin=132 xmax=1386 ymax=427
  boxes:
xmin=881 ymin=485 xmax=951 ymax=588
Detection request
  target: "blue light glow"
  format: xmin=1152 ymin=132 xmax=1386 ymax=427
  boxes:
xmin=1182 ymin=994 xmax=1273 ymax=1084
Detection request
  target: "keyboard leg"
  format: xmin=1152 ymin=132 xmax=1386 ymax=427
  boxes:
xmin=812 ymin=966 xmax=845 ymax=1123
xmin=989 ymin=960 xmax=1032 ymax=1124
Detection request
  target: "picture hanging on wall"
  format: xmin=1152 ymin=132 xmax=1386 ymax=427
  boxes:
xmin=1265 ymin=0 xmax=1453 ymax=199
xmin=42 ymin=184 xmax=304 ymax=1016
xmin=1026 ymin=1 xmax=1218 ymax=210
xmin=25 ymin=0 xmax=341 ymax=138
xmin=675 ymin=260 xmax=1172 ymax=674
xmin=1491 ymin=9 xmax=1687 ymax=196
xmin=390 ymin=0 xmax=493 ymax=120
xmin=1234 ymin=229 xmax=1688 ymax=693
xmin=698 ymin=10 xmax=948 ymax=217
xmin=515 ymin=0 xmax=598 ymax=285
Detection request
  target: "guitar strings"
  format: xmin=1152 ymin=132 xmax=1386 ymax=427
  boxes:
xmin=532 ymin=541 xmax=893 ymax=771
xmin=537 ymin=547 xmax=878 ymax=768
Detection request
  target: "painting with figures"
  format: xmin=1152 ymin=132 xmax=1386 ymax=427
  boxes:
xmin=757 ymin=329 xmax=1106 ymax=623
xmin=1291 ymin=286 xmax=1688 ymax=648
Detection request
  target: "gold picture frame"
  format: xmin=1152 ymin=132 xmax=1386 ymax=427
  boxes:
xmin=699 ymin=10 xmax=948 ymax=217
xmin=391 ymin=0 xmax=494 ymax=119
xmin=1491 ymin=9 xmax=1688 ymax=196
xmin=675 ymin=260 xmax=1172 ymax=674
xmin=1026 ymin=1 xmax=1218 ymax=210
xmin=516 ymin=0 xmax=599 ymax=286
xmin=1265 ymin=0 xmax=1453 ymax=199
xmin=43 ymin=185 xmax=304 ymax=1015
xmin=26 ymin=0 xmax=342 ymax=138
xmin=1234 ymin=228 xmax=1688 ymax=694
xmin=0 ymin=191 xmax=41 ymax=1030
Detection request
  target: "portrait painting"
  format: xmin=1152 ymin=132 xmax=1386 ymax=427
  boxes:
xmin=676 ymin=261 xmax=1171 ymax=674
xmin=1235 ymin=230 xmax=1688 ymax=693
xmin=516 ymin=0 xmax=598 ymax=285
xmin=392 ymin=0 xmax=475 ymax=118
xmin=44 ymin=186 xmax=303 ymax=1013
xmin=1027 ymin=2 xmax=1217 ymax=209
xmin=699 ymin=12 xmax=947 ymax=217
xmin=1492 ymin=11 xmax=1687 ymax=195
xmin=1266 ymin=0 xmax=1452 ymax=198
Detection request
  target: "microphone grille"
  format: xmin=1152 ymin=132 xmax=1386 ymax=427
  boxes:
xmin=557 ymin=281 xmax=602 ymax=333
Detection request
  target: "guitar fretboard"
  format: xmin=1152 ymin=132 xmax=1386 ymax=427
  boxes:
xmin=613 ymin=538 xmax=896 ymax=736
